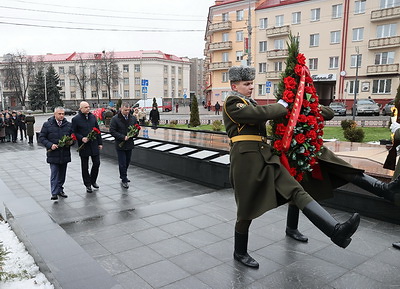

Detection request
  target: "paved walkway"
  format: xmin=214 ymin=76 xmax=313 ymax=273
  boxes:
xmin=1 ymin=140 xmax=400 ymax=288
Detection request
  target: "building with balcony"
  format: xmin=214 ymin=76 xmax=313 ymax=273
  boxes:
xmin=0 ymin=50 xmax=190 ymax=109
xmin=204 ymin=0 xmax=400 ymax=108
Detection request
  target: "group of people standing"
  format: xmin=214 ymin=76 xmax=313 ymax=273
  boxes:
xmin=39 ymin=101 xmax=138 ymax=200
xmin=0 ymin=109 xmax=36 ymax=144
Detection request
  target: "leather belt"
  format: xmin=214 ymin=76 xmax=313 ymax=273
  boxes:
xmin=230 ymin=135 xmax=267 ymax=143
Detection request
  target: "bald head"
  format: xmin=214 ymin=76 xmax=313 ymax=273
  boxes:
xmin=79 ymin=101 xmax=90 ymax=114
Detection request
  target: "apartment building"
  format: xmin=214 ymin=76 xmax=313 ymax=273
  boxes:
xmin=0 ymin=50 xmax=190 ymax=109
xmin=205 ymin=0 xmax=400 ymax=108
xmin=189 ymin=58 xmax=205 ymax=102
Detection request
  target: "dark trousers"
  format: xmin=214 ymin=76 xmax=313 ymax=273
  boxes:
xmin=28 ymin=136 xmax=34 ymax=144
xmin=11 ymin=129 xmax=17 ymax=142
xmin=80 ymin=154 xmax=100 ymax=186
xmin=19 ymin=127 xmax=27 ymax=140
xmin=50 ymin=163 xmax=68 ymax=196
xmin=117 ymin=149 xmax=132 ymax=183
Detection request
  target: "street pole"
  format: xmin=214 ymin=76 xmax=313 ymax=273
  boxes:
xmin=247 ymin=0 xmax=252 ymax=66
xmin=352 ymin=47 xmax=359 ymax=121
xmin=44 ymin=68 xmax=48 ymax=113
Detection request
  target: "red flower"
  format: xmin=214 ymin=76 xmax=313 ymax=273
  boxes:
xmin=71 ymin=133 xmax=77 ymax=141
xmin=306 ymin=130 xmax=317 ymax=140
xmin=295 ymin=172 xmax=304 ymax=182
xmin=309 ymin=158 xmax=317 ymax=166
xmin=294 ymin=64 xmax=303 ymax=76
xmin=273 ymin=139 xmax=283 ymax=151
xmin=298 ymin=114 xmax=307 ymax=122
xmin=93 ymin=127 xmax=101 ymax=134
xmin=297 ymin=53 xmax=306 ymax=65
xmin=283 ymin=90 xmax=295 ymax=103
xmin=305 ymin=86 xmax=314 ymax=94
xmin=295 ymin=134 xmax=306 ymax=144
xmin=275 ymin=123 xmax=287 ymax=135
xmin=289 ymin=167 xmax=297 ymax=177
xmin=305 ymin=76 xmax=313 ymax=84
xmin=284 ymin=77 xmax=297 ymax=90
xmin=306 ymin=116 xmax=317 ymax=126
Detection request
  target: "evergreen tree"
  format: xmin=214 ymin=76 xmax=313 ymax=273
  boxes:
xmin=28 ymin=69 xmax=46 ymax=111
xmin=116 ymin=98 xmax=122 ymax=110
xmin=189 ymin=95 xmax=200 ymax=127
xmin=46 ymin=65 xmax=63 ymax=110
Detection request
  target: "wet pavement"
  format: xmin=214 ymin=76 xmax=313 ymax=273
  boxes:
xmin=1 ymin=138 xmax=400 ymax=288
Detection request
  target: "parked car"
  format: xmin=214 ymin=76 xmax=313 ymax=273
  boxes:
xmin=328 ymin=102 xmax=347 ymax=116
xmin=64 ymin=108 xmax=77 ymax=115
xmin=352 ymin=99 xmax=380 ymax=116
xmin=382 ymin=100 xmax=394 ymax=116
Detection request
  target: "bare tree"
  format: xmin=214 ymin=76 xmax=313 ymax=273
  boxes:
xmin=70 ymin=54 xmax=89 ymax=100
xmin=100 ymin=51 xmax=120 ymax=101
xmin=3 ymin=52 xmax=34 ymax=108
xmin=90 ymin=60 xmax=102 ymax=107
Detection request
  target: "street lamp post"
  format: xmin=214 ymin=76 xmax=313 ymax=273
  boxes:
xmin=352 ymin=47 xmax=360 ymax=121
xmin=43 ymin=67 xmax=48 ymax=113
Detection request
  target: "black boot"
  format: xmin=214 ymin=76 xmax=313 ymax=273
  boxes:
xmin=234 ymin=231 xmax=259 ymax=268
xmin=392 ymin=241 xmax=400 ymax=250
xmin=351 ymin=173 xmax=400 ymax=206
xmin=302 ymin=201 xmax=360 ymax=248
xmin=286 ymin=204 xmax=308 ymax=242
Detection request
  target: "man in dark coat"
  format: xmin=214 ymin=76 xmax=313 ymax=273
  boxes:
xmin=72 ymin=101 xmax=103 ymax=193
xmin=223 ymin=66 xmax=360 ymax=269
xmin=39 ymin=107 xmax=72 ymax=200
xmin=110 ymin=102 xmax=138 ymax=189
xmin=17 ymin=111 xmax=27 ymax=141
xmin=149 ymin=106 xmax=160 ymax=129
xmin=285 ymin=107 xmax=400 ymax=243
xmin=10 ymin=111 xmax=18 ymax=143
xmin=25 ymin=111 xmax=36 ymax=144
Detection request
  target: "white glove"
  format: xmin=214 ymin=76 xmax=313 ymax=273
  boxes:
xmin=278 ymin=99 xmax=288 ymax=108
xmin=390 ymin=122 xmax=400 ymax=134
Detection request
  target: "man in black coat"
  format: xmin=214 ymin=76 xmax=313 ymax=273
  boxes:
xmin=39 ymin=107 xmax=72 ymax=200
xmin=149 ymin=106 xmax=160 ymax=129
xmin=72 ymin=101 xmax=103 ymax=193
xmin=110 ymin=103 xmax=138 ymax=189
xmin=17 ymin=111 xmax=27 ymax=141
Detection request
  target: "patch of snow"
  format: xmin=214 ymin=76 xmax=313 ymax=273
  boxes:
xmin=0 ymin=221 xmax=54 ymax=289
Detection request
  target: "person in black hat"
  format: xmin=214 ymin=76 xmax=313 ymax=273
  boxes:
xmin=223 ymin=66 xmax=360 ymax=269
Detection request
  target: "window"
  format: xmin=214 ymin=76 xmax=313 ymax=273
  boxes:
xmin=164 ymin=78 xmax=168 ymax=85
xmin=70 ymin=79 xmax=76 ymax=87
xmin=330 ymin=31 xmax=341 ymax=44
xmin=258 ymin=84 xmax=266 ymax=95
xmin=310 ymin=34 xmax=319 ymax=47
xmin=275 ymin=15 xmax=284 ymax=27
xmin=236 ymin=51 xmax=243 ymax=61
xmin=274 ymin=61 xmax=283 ymax=71
xmin=236 ymin=31 xmax=244 ymax=42
xmin=372 ymin=79 xmax=391 ymax=93
xmin=113 ymin=90 xmax=118 ymax=98
xmin=311 ymin=8 xmax=320 ymax=21
xmin=123 ymin=65 xmax=129 ymax=72
xmin=134 ymin=64 xmax=140 ymax=72
xmin=123 ymin=78 xmax=129 ymax=85
xmin=355 ymin=0 xmax=366 ymax=14
xmin=259 ymin=18 xmax=268 ymax=29
xmin=332 ymin=4 xmax=343 ymax=18
xmin=375 ymin=52 xmax=395 ymax=64
xmin=259 ymin=41 xmax=267 ymax=52
xmin=164 ymin=90 xmax=168 ymax=97
xmin=222 ymin=12 xmax=229 ymax=21
xmin=135 ymin=77 xmax=140 ymax=85
xmin=124 ymin=90 xmax=129 ymax=98
xmin=222 ymin=33 xmax=229 ymax=42
xmin=222 ymin=72 xmax=229 ymax=82
xmin=377 ymin=24 xmax=397 ymax=38
xmin=309 ymin=58 xmax=318 ymax=70
xmin=163 ymin=65 xmax=168 ymax=73
xmin=380 ymin=0 xmax=400 ymax=9
xmin=236 ymin=10 xmax=244 ymax=21
xmin=292 ymin=12 xmax=301 ymax=24
xmin=59 ymin=79 xmax=65 ymax=86
xmin=70 ymin=92 xmax=76 ymax=99
xmin=68 ymin=66 xmax=75 ymax=74
xmin=274 ymin=39 xmax=284 ymax=49
xmin=222 ymin=91 xmax=229 ymax=101
xmin=171 ymin=66 xmax=176 ymax=74
xmin=135 ymin=90 xmax=140 ymax=97
xmin=91 ymin=79 xmax=96 ymax=86
xmin=352 ymin=27 xmax=364 ymax=41
xmin=91 ymin=91 xmax=97 ymax=98
xmin=90 ymin=65 xmax=96 ymax=74
xmin=349 ymin=80 xmax=360 ymax=94
xmin=222 ymin=52 xmax=229 ymax=62
xmin=178 ymin=67 xmax=182 ymax=74
xmin=351 ymin=54 xmax=362 ymax=67
xmin=259 ymin=63 xmax=267 ymax=73
xmin=329 ymin=56 xmax=339 ymax=69
xmin=59 ymin=67 xmax=64 ymax=74
xmin=102 ymin=91 xmax=107 ymax=98
xmin=178 ymin=78 xmax=182 ymax=86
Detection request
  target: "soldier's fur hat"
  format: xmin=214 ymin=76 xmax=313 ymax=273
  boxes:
xmin=228 ymin=66 xmax=255 ymax=82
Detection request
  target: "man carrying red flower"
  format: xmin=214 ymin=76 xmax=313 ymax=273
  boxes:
xmin=72 ymin=101 xmax=103 ymax=193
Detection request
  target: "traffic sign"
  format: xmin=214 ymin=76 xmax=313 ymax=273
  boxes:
xmin=183 ymin=94 xmax=187 ymax=99
xmin=266 ymin=81 xmax=272 ymax=87
xmin=142 ymin=87 xmax=148 ymax=93
xmin=266 ymin=87 xmax=271 ymax=93
xmin=141 ymin=79 xmax=149 ymax=86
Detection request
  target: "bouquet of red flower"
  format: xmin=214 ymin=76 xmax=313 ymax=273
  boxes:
xmin=119 ymin=124 xmax=141 ymax=148
xmin=77 ymin=127 xmax=101 ymax=152
xmin=271 ymin=35 xmax=324 ymax=182
xmin=47 ymin=134 xmax=77 ymax=152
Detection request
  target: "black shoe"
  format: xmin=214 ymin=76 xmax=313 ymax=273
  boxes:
xmin=127 ymin=179 xmax=131 ymax=183
xmin=393 ymin=242 xmax=400 ymax=250
xmin=286 ymin=227 xmax=309 ymax=242
xmin=234 ymin=252 xmax=259 ymax=268
xmin=86 ymin=186 xmax=93 ymax=193
xmin=58 ymin=192 xmax=68 ymax=198
xmin=92 ymin=183 xmax=99 ymax=189
xmin=121 ymin=181 xmax=129 ymax=189
xmin=51 ymin=194 xmax=58 ymax=200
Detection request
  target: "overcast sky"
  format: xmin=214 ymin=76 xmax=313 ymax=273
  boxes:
xmin=0 ymin=0 xmax=215 ymax=58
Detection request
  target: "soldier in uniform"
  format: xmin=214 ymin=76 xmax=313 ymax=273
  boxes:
xmin=223 ymin=66 xmax=360 ymax=269
xmin=286 ymin=106 xmax=400 ymax=243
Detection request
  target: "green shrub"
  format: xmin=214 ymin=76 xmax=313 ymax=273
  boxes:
xmin=341 ymin=119 xmax=356 ymax=130
xmin=212 ymin=120 xmax=223 ymax=131
xmin=343 ymin=127 xmax=365 ymax=142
